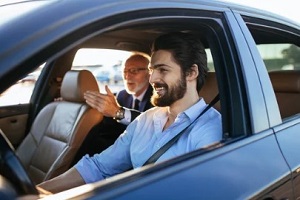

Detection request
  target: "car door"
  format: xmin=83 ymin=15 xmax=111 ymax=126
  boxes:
xmin=236 ymin=12 xmax=300 ymax=199
xmin=240 ymin=16 xmax=300 ymax=199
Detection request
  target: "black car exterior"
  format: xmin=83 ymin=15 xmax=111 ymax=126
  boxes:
xmin=0 ymin=0 xmax=299 ymax=199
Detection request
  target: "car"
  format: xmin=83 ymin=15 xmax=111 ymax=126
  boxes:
xmin=0 ymin=0 xmax=299 ymax=199
xmin=113 ymin=68 xmax=123 ymax=84
xmin=93 ymin=65 xmax=123 ymax=84
xmin=93 ymin=67 xmax=112 ymax=83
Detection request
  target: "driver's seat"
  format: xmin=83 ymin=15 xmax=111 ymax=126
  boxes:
xmin=16 ymin=70 xmax=103 ymax=184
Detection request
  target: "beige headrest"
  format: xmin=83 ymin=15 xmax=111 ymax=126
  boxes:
xmin=61 ymin=70 xmax=99 ymax=102
xmin=269 ymin=70 xmax=300 ymax=93
xmin=199 ymin=72 xmax=220 ymax=111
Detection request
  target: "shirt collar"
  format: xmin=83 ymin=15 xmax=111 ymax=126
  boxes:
xmin=183 ymin=98 xmax=207 ymax=122
xmin=153 ymin=98 xmax=207 ymax=122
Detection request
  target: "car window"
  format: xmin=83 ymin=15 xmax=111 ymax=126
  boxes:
xmin=0 ymin=47 xmax=214 ymax=106
xmin=72 ymin=48 xmax=215 ymax=94
xmin=257 ymin=43 xmax=300 ymax=71
xmin=72 ymin=49 xmax=132 ymax=93
xmin=246 ymin=20 xmax=300 ymax=120
xmin=0 ymin=64 xmax=44 ymax=106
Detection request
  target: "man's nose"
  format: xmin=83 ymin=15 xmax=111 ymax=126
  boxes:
xmin=124 ymin=72 xmax=133 ymax=80
xmin=149 ymin=70 xmax=158 ymax=84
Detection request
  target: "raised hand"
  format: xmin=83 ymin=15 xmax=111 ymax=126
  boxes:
xmin=84 ymin=85 xmax=120 ymax=117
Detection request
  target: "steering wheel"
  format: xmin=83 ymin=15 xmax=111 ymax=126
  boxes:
xmin=0 ymin=130 xmax=38 ymax=196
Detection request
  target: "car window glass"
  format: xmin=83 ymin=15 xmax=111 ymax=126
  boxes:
xmin=0 ymin=64 xmax=44 ymax=106
xmin=72 ymin=49 xmax=132 ymax=93
xmin=247 ymin=23 xmax=300 ymax=120
xmin=0 ymin=47 xmax=214 ymax=106
xmin=256 ymin=43 xmax=300 ymax=71
xmin=72 ymin=48 xmax=215 ymax=94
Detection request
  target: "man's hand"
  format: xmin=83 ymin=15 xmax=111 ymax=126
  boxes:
xmin=84 ymin=85 xmax=120 ymax=117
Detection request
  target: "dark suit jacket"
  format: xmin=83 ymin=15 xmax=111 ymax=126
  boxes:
xmin=72 ymin=85 xmax=153 ymax=165
xmin=117 ymin=85 xmax=153 ymax=121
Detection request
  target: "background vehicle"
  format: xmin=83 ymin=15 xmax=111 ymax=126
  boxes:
xmin=93 ymin=64 xmax=123 ymax=84
xmin=0 ymin=0 xmax=299 ymax=199
xmin=93 ymin=67 xmax=112 ymax=83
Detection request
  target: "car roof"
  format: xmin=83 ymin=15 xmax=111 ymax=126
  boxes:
xmin=0 ymin=0 xmax=296 ymax=53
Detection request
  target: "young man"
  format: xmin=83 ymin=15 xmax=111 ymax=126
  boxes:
xmin=37 ymin=32 xmax=222 ymax=193
xmin=72 ymin=54 xmax=153 ymax=163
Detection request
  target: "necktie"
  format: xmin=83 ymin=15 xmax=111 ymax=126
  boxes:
xmin=133 ymin=99 xmax=140 ymax=111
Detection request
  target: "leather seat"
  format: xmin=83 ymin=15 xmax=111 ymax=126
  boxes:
xmin=269 ymin=70 xmax=300 ymax=119
xmin=200 ymin=71 xmax=300 ymax=119
xmin=16 ymin=70 xmax=103 ymax=184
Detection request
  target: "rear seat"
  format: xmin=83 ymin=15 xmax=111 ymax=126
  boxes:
xmin=200 ymin=71 xmax=300 ymax=119
xmin=269 ymin=70 xmax=300 ymax=119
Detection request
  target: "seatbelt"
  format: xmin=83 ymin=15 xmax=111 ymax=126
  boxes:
xmin=142 ymin=94 xmax=220 ymax=166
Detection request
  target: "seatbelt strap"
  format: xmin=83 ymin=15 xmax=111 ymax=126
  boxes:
xmin=142 ymin=94 xmax=220 ymax=166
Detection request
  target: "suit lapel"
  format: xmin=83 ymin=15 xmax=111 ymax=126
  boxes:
xmin=127 ymin=95 xmax=134 ymax=109
xmin=140 ymin=85 xmax=153 ymax=111
xmin=118 ymin=85 xmax=153 ymax=112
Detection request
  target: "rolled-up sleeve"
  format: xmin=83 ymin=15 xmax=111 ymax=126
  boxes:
xmin=75 ymin=122 xmax=136 ymax=183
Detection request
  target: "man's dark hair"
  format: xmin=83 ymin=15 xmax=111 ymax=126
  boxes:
xmin=151 ymin=32 xmax=208 ymax=92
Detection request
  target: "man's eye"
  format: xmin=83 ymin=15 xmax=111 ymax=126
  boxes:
xmin=130 ymin=69 xmax=138 ymax=73
xmin=159 ymin=68 xmax=167 ymax=73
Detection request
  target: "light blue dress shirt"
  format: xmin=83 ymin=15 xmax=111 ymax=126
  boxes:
xmin=75 ymin=98 xmax=222 ymax=183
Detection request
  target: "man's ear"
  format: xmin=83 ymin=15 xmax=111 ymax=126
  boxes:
xmin=186 ymin=64 xmax=199 ymax=81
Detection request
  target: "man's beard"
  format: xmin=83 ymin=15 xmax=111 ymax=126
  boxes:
xmin=151 ymin=76 xmax=186 ymax=107
xmin=125 ymin=81 xmax=148 ymax=95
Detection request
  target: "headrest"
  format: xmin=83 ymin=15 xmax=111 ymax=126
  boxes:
xmin=269 ymin=70 xmax=300 ymax=93
xmin=61 ymin=70 xmax=99 ymax=102
xmin=199 ymin=72 xmax=218 ymax=96
xmin=199 ymin=72 xmax=220 ymax=111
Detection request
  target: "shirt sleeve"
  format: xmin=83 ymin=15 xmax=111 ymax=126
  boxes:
xmin=194 ymin=109 xmax=222 ymax=149
xmin=75 ymin=122 xmax=137 ymax=183
xmin=117 ymin=108 xmax=132 ymax=125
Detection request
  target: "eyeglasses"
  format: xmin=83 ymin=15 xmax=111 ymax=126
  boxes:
xmin=123 ymin=68 xmax=148 ymax=75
